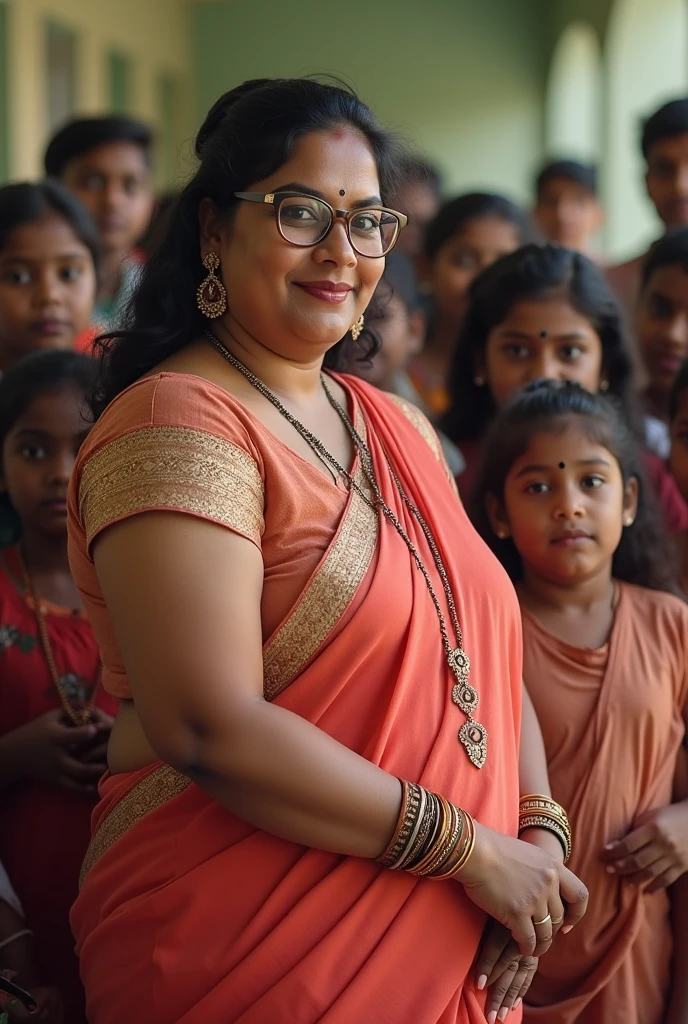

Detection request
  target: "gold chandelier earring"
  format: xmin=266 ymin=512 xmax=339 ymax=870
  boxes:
xmin=197 ymin=252 xmax=227 ymax=319
xmin=350 ymin=315 xmax=364 ymax=342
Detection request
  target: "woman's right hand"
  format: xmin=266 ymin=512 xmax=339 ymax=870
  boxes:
xmin=11 ymin=711 xmax=103 ymax=793
xmin=457 ymin=822 xmax=588 ymax=957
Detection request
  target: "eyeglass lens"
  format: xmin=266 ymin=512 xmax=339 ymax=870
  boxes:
xmin=278 ymin=196 xmax=398 ymax=256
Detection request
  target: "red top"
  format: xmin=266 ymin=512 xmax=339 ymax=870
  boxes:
xmin=0 ymin=545 xmax=117 ymax=1023
xmin=456 ymin=439 xmax=688 ymax=533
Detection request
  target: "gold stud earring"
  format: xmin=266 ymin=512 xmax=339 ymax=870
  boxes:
xmin=496 ymin=529 xmax=508 ymax=539
xmin=350 ymin=314 xmax=364 ymax=341
xmin=474 ymin=376 xmax=486 ymax=387
xmin=197 ymin=252 xmax=227 ymax=319
xmin=600 ymin=379 xmax=610 ymax=393
xmin=624 ymin=515 xmax=635 ymax=527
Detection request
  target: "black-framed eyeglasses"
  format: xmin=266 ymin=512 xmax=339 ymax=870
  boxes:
xmin=234 ymin=191 xmax=407 ymax=258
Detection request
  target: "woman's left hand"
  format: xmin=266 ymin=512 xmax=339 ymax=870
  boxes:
xmin=474 ymin=921 xmax=538 ymax=1023
xmin=601 ymin=802 xmax=688 ymax=892
xmin=75 ymin=708 xmax=114 ymax=767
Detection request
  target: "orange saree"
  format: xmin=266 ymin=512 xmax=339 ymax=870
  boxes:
xmin=522 ymin=583 xmax=688 ymax=1024
xmin=67 ymin=373 xmax=523 ymax=1024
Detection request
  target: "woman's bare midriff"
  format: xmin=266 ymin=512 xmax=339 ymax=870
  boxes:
xmin=107 ymin=700 xmax=160 ymax=774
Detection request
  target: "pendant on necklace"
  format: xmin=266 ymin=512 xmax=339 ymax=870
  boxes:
xmin=448 ymin=648 xmax=488 ymax=768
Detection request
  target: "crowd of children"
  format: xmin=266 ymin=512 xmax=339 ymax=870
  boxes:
xmin=2 ymin=92 xmax=688 ymax=1023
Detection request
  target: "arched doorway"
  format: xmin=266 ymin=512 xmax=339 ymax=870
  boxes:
xmin=546 ymin=22 xmax=601 ymax=162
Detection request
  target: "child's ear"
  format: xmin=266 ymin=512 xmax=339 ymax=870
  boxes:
xmin=622 ymin=476 xmax=639 ymax=527
xmin=486 ymin=492 xmax=511 ymax=540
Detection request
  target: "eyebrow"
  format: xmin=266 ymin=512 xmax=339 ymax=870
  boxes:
xmin=514 ymin=458 xmax=611 ymax=479
xmin=271 ymin=181 xmax=383 ymax=208
xmin=0 ymin=252 xmax=88 ymax=265
xmin=497 ymin=329 xmax=590 ymax=341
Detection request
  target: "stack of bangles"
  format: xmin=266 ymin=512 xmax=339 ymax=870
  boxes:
xmin=518 ymin=794 xmax=572 ymax=862
xmin=376 ymin=780 xmax=475 ymax=879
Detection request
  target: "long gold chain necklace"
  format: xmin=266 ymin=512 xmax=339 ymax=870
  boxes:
xmin=206 ymin=332 xmax=487 ymax=768
xmin=16 ymin=547 xmax=99 ymax=726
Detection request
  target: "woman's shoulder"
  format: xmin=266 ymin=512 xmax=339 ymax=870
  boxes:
xmin=78 ymin=372 xmax=263 ymax=469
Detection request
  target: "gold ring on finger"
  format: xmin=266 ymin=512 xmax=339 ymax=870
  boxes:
xmin=533 ymin=913 xmax=552 ymax=926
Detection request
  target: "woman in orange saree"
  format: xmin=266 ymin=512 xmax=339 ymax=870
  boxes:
xmin=67 ymin=79 xmax=586 ymax=1024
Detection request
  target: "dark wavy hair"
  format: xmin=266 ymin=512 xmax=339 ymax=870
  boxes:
xmin=470 ymin=380 xmax=680 ymax=596
xmin=0 ymin=351 xmax=98 ymax=545
xmin=90 ymin=77 xmax=407 ymax=418
xmin=424 ymin=192 xmax=533 ymax=263
xmin=440 ymin=243 xmax=640 ymax=445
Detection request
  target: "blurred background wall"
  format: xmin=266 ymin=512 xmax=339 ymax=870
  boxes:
xmin=2 ymin=0 xmax=688 ymax=260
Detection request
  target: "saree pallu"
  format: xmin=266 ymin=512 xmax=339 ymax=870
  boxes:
xmin=522 ymin=584 xmax=688 ymax=1024
xmin=68 ymin=373 xmax=524 ymax=1024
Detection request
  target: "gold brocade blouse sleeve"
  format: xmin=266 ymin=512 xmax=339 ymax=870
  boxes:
xmin=79 ymin=425 xmax=265 ymax=550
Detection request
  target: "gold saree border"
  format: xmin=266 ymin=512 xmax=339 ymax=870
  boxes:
xmin=262 ymin=413 xmax=378 ymax=700
xmin=79 ymin=425 xmax=265 ymax=547
xmin=79 ymin=764 xmax=190 ymax=888
xmin=385 ymin=393 xmax=458 ymax=491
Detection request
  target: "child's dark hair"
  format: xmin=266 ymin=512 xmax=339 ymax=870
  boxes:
xmin=641 ymin=226 xmax=688 ymax=290
xmin=641 ymin=98 xmax=688 ymax=159
xmin=395 ymin=154 xmax=443 ymax=201
xmin=44 ymin=115 xmax=153 ymax=177
xmin=440 ymin=243 xmax=639 ymax=445
xmin=535 ymin=159 xmax=597 ymax=199
xmin=470 ymin=379 xmax=680 ymax=596
xmin=670 ymin=358 xmax=688 ymax=421
xmin=424 ymin=192 xmax=534 ymax=263
xmin=0 ymin=351 xmax=98 ymax=544
xmin=0 ymin=181 xmax=101 ymax=277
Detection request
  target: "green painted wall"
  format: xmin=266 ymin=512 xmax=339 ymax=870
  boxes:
xmin=107 ymin=49 xmax=131 ymax=113
xmin=0 ymin=3 xmax=8 ymax=182
xmin=192 ymin=0 xmax=551 ymax=202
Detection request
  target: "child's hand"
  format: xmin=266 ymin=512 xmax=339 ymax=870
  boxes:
xmin=474 ymin=920 xmax=538 ymax=1023
xmin=1 ymin=986 xmax=63 ymax=1023
xmin=13 ymin=710 xmax=103 ymax=793
xmin=601 ymin=802 xmax=688 ymax=891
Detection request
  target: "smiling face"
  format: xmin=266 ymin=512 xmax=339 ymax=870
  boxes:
xmin=200 ymin=128 xmax=386 ymax=367
xmin=0 ymin=213 xmax=97 ymax=372
xmin=481 ymin=295 xmax=604 ymax=411
xmin=488 ymin=419 xmax=638 ymax=588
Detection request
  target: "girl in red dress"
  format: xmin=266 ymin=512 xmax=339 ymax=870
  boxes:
xmin=0 ymin=351 xmax=118 ymax=1023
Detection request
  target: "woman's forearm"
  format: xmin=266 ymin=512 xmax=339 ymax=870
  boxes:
xmin=161 ymin=696 xmax=404 ymax=859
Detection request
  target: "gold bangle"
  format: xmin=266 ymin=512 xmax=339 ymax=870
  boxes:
xmin=378 ymin=781 xmax=421 ymax=868
xmin=412 ymin=794 xmax=450 ymax=875
xmin=438 ymin=810 xmax=476 ymax=878
xmin=418 ymin=799 xmax=463 ymax=877
xmin=519 ymin=815 xmax=571 ymax=862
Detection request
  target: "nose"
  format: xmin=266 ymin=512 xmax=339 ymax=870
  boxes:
xmin=553 ymin=479 xmax=584 ymax=520
xmin=666 ymin=313 xmax=688 ymax=348
xmin=33 ymin=270 xmax=62 ymax=307
xmin=677 ymin=166 xmax=688 ymax=198
xmin=46 ymin=450 xmax=76 ymax=486
xmin=525 ymin=352 xmax=563 ymax=383
xmin=313 ymin=218 xmax=358 ymax=268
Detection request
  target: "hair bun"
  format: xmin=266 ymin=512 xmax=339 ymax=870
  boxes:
xmin=195 ymin=79 xmax=273 ymax=158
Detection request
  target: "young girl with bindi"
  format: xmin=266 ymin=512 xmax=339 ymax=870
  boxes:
xmin=472 ymin=379 xmax=688 ymax=1024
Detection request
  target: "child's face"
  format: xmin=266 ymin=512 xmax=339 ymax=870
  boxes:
xmin=353 ymin=291 xmax=424 ymax=388
xmin=62 ymin=141 xmax=154 ymax=256
xmin=481 ymin=296 xmax=604 ymax=410
xmin=637 ymin=264 xmax=688 ymax=400
xmin=428 ymin=216 xmax=521 ymax=333
xmin=489 ymin=421 xmax=637 ymax=588
xmin=0 ymin=213 xmax=97 ymax=372
xmin=669 ymin=389 xmax=688 ymax=503
xmin=0 ymin=386 xmax=89 ymax=537
xmin=533 ymin=179 xmax=602 ymax=252
xmin=646 ymin=134 xmax=688 ymax=229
